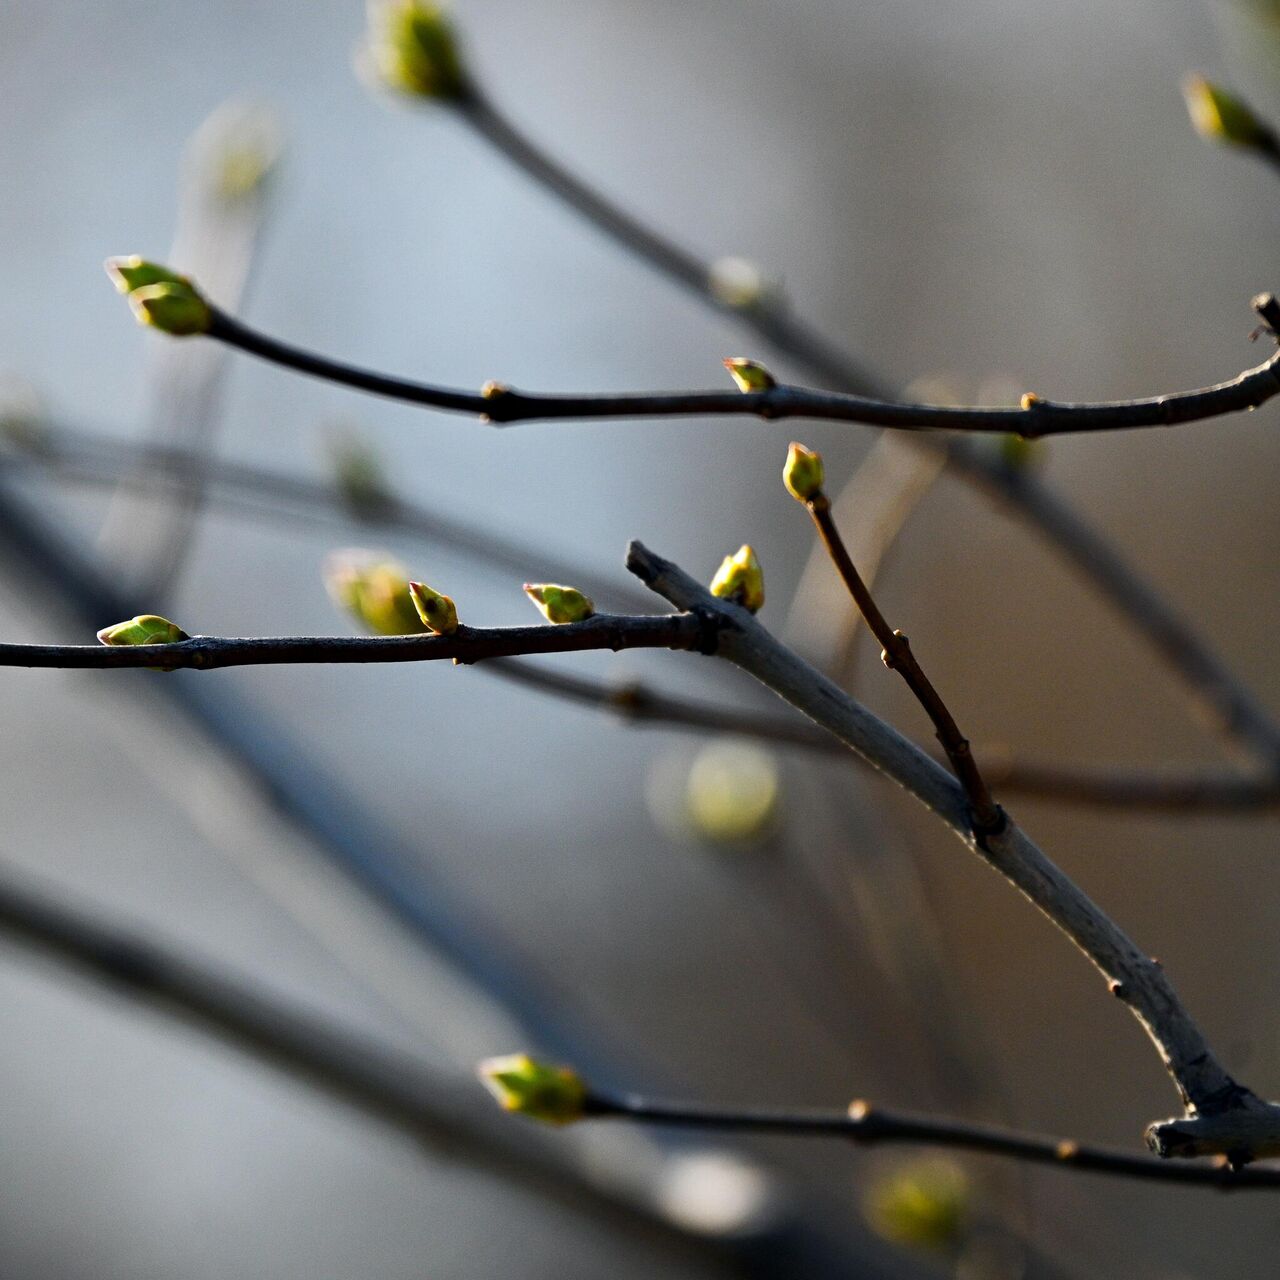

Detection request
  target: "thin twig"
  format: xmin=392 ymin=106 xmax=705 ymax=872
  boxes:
xmin=802 ymin=488 xmax=1002 ymax=833
xmin=203 ymin=303 xmax=1280 ymax=438
xmin=0 ymin=614 xmax=706 ymax=672
xmin=583 ymin=1091 xmax=1280 ymax=1190
xmin=624 ymin=542 xmax=1280 ymax=1159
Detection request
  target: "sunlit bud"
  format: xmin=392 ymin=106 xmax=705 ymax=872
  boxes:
xmin=363 ymin=1 xmax=468 ymax=101
xmin=327 ymin=433 xmax=394 ymax=518
xmin=477 ymin=1054 xmax=587 ymax=1125
xmin=126 ymin=281 xmax=212 ymax=337
xmin=863 ymin=1158 xmax=970 ymax=1254
xmin=709 ymin=544 xmax=764 ymax=613
xmin=723 ymin=357 xmax=776 ymax=393
xmin=685 ymin=740 xmax=780 ymax=844
xmin=408 ymin=580 xmax=459 ymax=635
xmin=708 ymin=256 xmax=766 ymax=309
xmin=324 ymin=550 xmax=426 ymax=635
xmin=104 ymin=256 xmax=191 ymax=296
xmin=523 ymin=583 xmax=595 ymax=624
xmin=783 ymin=442 xmax=824 ymax=502
xmin=1182 ymin=75 xmax=1273 ymax=149
xmin=96 ymin=614 xmax=189 ymax=647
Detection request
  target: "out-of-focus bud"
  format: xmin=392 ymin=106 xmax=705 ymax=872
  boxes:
xmin=126 ymin=281 xmax=212 ymax=337
xmin=709 ymin=544 xmax=764 ymax=613
xmin=363 ymin=1 xmax=468 ymax=101
xmin=477 ymin=1054 xmax=587 ymax=1125
xmin=708 ymin=256 xmax=766 ymax=309
xmin=327 ymin=433 xmax=394 ymax=518
xmin=723 ymin=357 xmax=776 ymax=393
xmin=862 ymin=1158 xmax=970 ymax=1254
xmin=996 ymin=432 xmax=1043 ymax=470
xmin=523 ymin=583 xmax=595 ymax=624
xmin=324 ymin=549 xmax=426 ymax=635
xmin=188 ymin=99 xmax=285 ymax=203
xmin=1182 ymin=75 xmax=1273 ymax=149
xmin=783 ymin=442 xmax=824 ymax=502
xmin=408 ymin=580 xmax=459 ymax=635
xmin=104 ymin=256 xmax=191 ymax=296
xmin=97 ymin=615 xmax=189 ymax=647
xmin=686 ymin=740 xmax=780 ymax=844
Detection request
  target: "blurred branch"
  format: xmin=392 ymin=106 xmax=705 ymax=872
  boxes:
xmin=200 ymin=301 xmax=1280 ymax=437
xmin=0 ymin=613 xmax=704 ymax=671
xmin=625 ymin=541 xmax=1280 ymax=1160
xmin=583 ymin=1090 xmax=1280 ymax=1190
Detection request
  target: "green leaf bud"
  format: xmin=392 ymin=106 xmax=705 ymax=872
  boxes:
xmin=862 ymin=1157 xmax=970 ymax=1254
xmin=408 ymin=580 xmax=459 ymax=635
xmin=685 ymin=740 xmax=780 ymax=844
xmin=96 ymin=614 xmax=190 ymax=647
xmin=104 ymin=256 xmax=192 ymax=295
xmin=709 ymin=544 xmax=764 ymax=613
xmin=723 ymin=357 xmax=776 ymax=393
xmin=783 ymin=441 xmax=824 ymax=502
xmin=1182 ymin=75 xmax=1273 ymax=149
xmin=324 ymin=550 xmax=427 ymax=635
xmin=523 ymin=583 xmax=595 ymax=624
xmin=364 ymin=1 xmax=468 ymax=101
xmin=477 ymin=1054 xmax=587 ymax=1125
xmin=126 ymin=281 xmax=212 ymax=337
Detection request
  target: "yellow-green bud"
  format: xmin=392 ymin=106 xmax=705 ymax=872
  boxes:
xmin=862 ymin=1157 xmax=970 ymax=1254
xmin=709 ymin=544 xmax=764 ymax=613
xmin=523 ymin=583 xmax=595 ymax=624
xmin=96 ymin=614 xmax=190 ymax=647
xmin=723 ymin=357 xmax=776 ymax=393
xmin=997 ymin=432 xmax=1043 ymax=470
xmin=408 ymin=580 xmax=459 ymax=635
xmin=365 ymin=1 xmax=468 ymax=101
xmin=324 ymin=550 xmax=426 ymax=635
xmin=104 ymin=256 xmax=191 ymax=295
xmin=686 ymin=740 xmax=780 ymax=844
xmin=477 ymin=1054 xmax=587 ymax=1125
xmin=783 ymin=442 xmax=824 ymax=502
xmin=126 ymin=281 xmax=212 ymax=337
xmin=1182 ymin=75 xmax=1272 ymax=149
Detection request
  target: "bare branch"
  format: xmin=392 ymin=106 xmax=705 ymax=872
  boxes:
xmin=203 ymin=303 xmax=1280 ymax=439
xmin=624 ymin=541 xmax=1280 ymax=1158
xmin=0 ymin=613 xmax=705 ymax=672
xmin=583 ymin=1090 xmax=1280 ymax=1190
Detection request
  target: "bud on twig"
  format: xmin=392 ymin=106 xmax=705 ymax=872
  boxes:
xmin=363 ymin=0 xmax=468 ymax=101
xmin=723 ymin=358 xmax=776 ymax=393
xmin=477 ymin=1054 xmax=587 ymax=1125
xmin=105 ymin=258 xmax=211 ymax=336
xmin=408 ymin=580 xmax=459 ymax=635
xmin=782 ymin=442 xmax=824 ymax=502
xmin=1182 ymin=75 xmax=1274 ymax=151
xmin=324 ymin=550 xmax=426 ymax=635
xmin=97 ymin=614 xmax=190 ymax=670
xmin=523 ymin=583 xmax=595 ymax=624
xmin=709 ymin=545 xmax=764 ymax=613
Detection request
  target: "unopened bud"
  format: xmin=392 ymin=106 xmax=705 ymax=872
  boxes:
xmin=126 ymin=281 xmax=212 ymax=337
xmin=408 ymin=580 xmax=459 ymax=635
xmin=477 ymin=1054 xmax=587 ymax=1125
xmin=364 ymin=1 xmax=468 ymax=101
xmin=523 ymin=583 xmax=595 ymax=624
xmin=327 ymin=433 xmax=394 ymax=518
xmin=723 ymin=358 xmax=776 ymax=393
xmin=104 ymin=256 xmax=192 ymax=295
xmin=97 ymin=615 xmax=190 ymax=669
xmin=783 ymin=442 xmax=824 ymax=502
xmin=324 ymin=550 xmax=426 ymax=635
xmin=709 ymin=544 xmax=764 ymax=613
xmin=1182 ymin=75 xmax=1273 ymax=150
xmin=863 ymin=1158 xmax=970 ymax=1254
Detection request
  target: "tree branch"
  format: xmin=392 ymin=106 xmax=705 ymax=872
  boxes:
xmin=0 ymin=614 xmax=704 ymax=671
xmin=624 ymin=542 xmax=1280 ymax=1159
xmin=203 ymin=302 xmax=1280 ymax=438
xmin=583 ymin=1090 xmax=1280 ymax=1189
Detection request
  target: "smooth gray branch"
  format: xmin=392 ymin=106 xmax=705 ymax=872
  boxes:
xmin=625 ymin=541 xmax=1280 ymax=1159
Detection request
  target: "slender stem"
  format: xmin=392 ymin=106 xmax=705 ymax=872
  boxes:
xmin=584 ymin=1091 xmax=1280 ymax=1189
xmin=204 ymin=305 xmax=1280 ymax=438
xmin=626 ymin=542 xmax=1280 ymax=1155
xmin=804 ymin=492 xmax=1001 ymax=832
xmin=0 ymin=614 xmax=705 ymax=672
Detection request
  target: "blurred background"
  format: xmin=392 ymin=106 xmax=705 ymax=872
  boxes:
xmin=1 ymin=0 xmax=1279 ymax=1275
